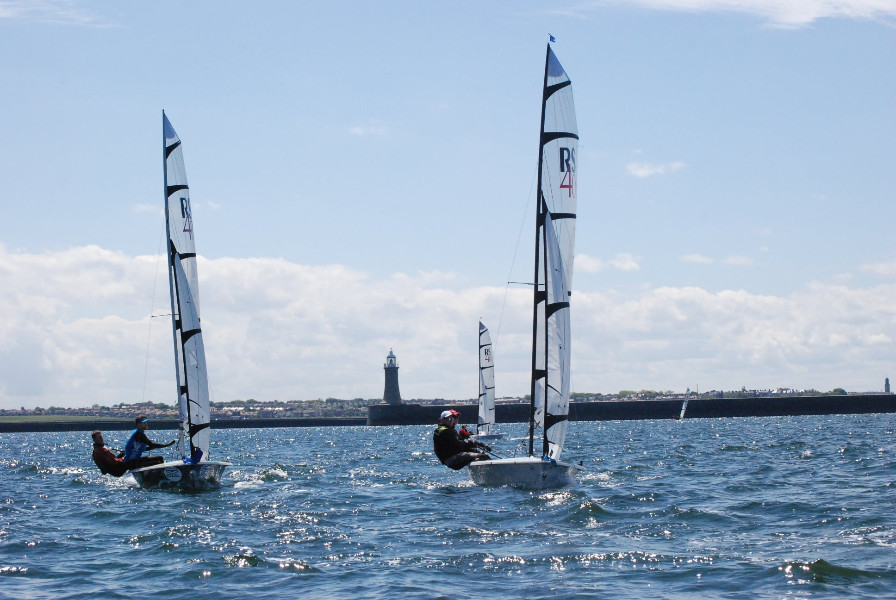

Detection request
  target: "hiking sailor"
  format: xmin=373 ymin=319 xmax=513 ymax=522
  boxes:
xmin=432 ymin=409 xmax=490 ymax=470
xmin=123 ymin=415 xmax=175 ymax=469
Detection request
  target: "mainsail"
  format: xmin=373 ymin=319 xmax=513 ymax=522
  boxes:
xmin=467 ymin=42 xmax=582 ymax=489
xmin=529 ymin=44 xmax=578 ymax=461
xmin=163 ymin=112 xmax=211 ymax=463
xmin=477 ymin=321 xmax=496 ymax=436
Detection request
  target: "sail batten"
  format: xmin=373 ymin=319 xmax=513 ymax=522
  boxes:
xmin=541 ymin=132 xmax=579 ymax=145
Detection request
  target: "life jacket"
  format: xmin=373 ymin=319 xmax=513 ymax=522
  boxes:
xmin=123 ymin=428 xmax=147 ymax=462
xmin=433 ymin=425 xmax=466 ymax=463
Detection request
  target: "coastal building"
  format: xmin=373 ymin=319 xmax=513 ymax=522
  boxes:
xmin=383 ymin=349 xmax=402 ymax=405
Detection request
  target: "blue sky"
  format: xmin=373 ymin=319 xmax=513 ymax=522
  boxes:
xmin=1 ymin=1 xmax=894 ymax=409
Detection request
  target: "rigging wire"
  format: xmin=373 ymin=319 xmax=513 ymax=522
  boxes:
xmin=495 ymin=162 xmax=539 ymax=353
xmin=141 ymin=220 xmax=166 ymax=404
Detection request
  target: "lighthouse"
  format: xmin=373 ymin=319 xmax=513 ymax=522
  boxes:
xmin=383 ymin=349 xmax=402 ymax=405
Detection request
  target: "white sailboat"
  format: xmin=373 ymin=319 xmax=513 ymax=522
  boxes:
xmin=130 ymin=112 xmax=230 ymax=490
xmin=471 ymin=321 xmax=504 ymax=442
xmin=469 ymin=43 xmax=584 ymax=489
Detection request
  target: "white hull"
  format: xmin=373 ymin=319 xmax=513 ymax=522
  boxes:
xmin=468 ymin=456 xmax=583 ymax=489
xmin=130 ymin=460 xmax=230 ymax=490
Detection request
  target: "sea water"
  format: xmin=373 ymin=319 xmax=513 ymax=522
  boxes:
xmin=1 ymin=415 xmax=895 ymax=599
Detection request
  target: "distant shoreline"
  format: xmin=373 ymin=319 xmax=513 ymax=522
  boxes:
xmin=4 ymin=393 xmax=895 ymax=433
xmin=0 ymin=417 xmax=367 ymax=433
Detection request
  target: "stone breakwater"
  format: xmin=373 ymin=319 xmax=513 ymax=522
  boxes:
xmin=366 ymin=394 xmax=896 ymax=426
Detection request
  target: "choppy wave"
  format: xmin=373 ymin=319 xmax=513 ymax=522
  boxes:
xmin=1 ymin=415 xmax=895 ymax=599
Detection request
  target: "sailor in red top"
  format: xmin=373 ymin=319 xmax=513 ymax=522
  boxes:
xmin=91 ymin=430 xmax=128 ymax=477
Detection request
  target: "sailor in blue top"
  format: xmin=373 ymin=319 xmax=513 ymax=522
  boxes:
xmin=123 ymin=415 xmax=175 ymax=468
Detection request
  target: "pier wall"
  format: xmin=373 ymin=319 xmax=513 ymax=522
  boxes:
xmin=365 ymin=394 xmax=896 ymax=426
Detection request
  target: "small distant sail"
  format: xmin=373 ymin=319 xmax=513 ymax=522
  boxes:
xmin=478 ymin=321 xmax=496 ymax=436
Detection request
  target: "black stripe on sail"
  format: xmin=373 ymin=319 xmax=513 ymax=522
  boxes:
xmin=189 ymin=422 xmax=210 ymax=438
xmin=165 ymin=139 xmax=181 ymax=158
xmin=541 ymin=131 xmax=579 ymax=145
xmin=167 ymin=184 xmax=189 ymax=197
xmin=551 ymin=212 xmax=576 ymax=221
xmin=546 ymin=301 xmax=570 ymax=318
xmin=170 ymin=239 xmax=197 ymax=261
xmin=182 ymin=328 xmax=201 ymax=344
xmin=534 ymin=368 xmax=546 ymax=380
xmin=544 ymin=412 xmax=569 ymax=431
xmin=544 ymin=79 xmax=571 ymax=101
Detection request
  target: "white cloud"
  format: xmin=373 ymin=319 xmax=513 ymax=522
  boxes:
xmin=681 ymin=254 xmax=753 ymax=266
xmin=572 ymin=282 xmax=896 ymax=394
xmin=862 ymin=260 xmax=896 ymax=278
xmin=682 ymin=253 xmax=714 ymax=264
xmin=133 ymin=203 xmax=161 ymax=214
xmin=0 ymin=0 xmax=108 ymax=26
xmin=1 ymin=245 xmax=894 ymax=409
xmin=723 ymin=255 xmax=754 ymax=266
xmin=349 ymin=119 xmax=389 ymax=137
xmin=626 ymin=161 xmax=686 ymax=178
xmin=577 ymin=253 xmax=641 ymax=273
xmin=610 ymin=253 xmax=641 ymax=271
xmin=599 ymin=0 xmax=896 ymax=28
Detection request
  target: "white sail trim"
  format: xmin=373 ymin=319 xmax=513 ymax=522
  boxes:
xmin=478 ymin=321 xmax=496 ymax=436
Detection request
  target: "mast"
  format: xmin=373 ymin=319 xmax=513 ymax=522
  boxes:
xmin=528 ymin=43 xmax=552 ymax=457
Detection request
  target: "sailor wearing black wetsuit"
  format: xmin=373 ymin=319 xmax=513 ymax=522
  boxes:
xmin=432 ymin=410 xmax=490 ymax=470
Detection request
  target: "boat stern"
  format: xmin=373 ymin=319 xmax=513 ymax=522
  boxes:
xmin=468 ymin=456 xmax=583 ymax=489
xmin=130 ymin=460 xmax=230 ymax=490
